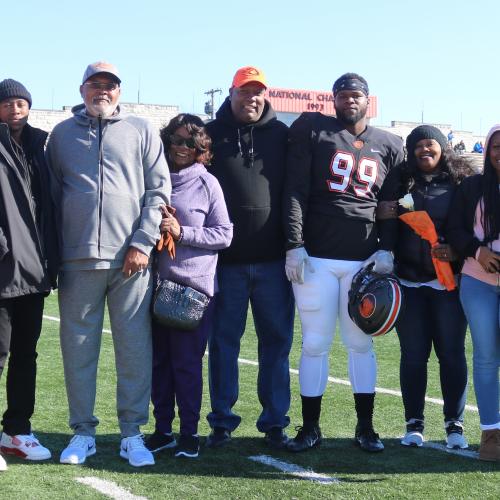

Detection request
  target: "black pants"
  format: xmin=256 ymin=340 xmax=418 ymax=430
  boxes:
xmin=395 ymin=285 xmax=467 ymax=423
xmin=0 ymin=293 xmax=44 ymax=435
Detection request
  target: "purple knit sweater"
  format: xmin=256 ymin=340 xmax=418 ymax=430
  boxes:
xmin=157 ymin=163 xmax=233 ymax=296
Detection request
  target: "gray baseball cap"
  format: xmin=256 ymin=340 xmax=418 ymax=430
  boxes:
xmin=82 ymin=61 xmax=121 ymax=84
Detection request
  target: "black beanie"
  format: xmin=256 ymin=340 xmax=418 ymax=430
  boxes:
xmin=406 ymin=125 xmax=447 ymax=158
xmin=0 ymin=79 xmax=32 ymax=108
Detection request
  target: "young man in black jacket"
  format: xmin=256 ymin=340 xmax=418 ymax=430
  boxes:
xmin=0 ymin=80 xmax=58 ymax=469
xmin=205 ymin=67 xmax=294 ymax=449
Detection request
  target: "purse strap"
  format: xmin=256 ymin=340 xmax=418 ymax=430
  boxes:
xmin=152 ymin=248 xmax=162 ymax=292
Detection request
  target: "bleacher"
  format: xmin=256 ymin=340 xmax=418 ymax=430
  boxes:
xmin=462 ymin=152 xmax=484 ymax=173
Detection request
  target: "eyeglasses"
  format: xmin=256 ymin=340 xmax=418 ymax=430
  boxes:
xmin=83 ymin=82 xmax=119 ymax=91
xmin=170 ymin=135 xmax=196 ymax=149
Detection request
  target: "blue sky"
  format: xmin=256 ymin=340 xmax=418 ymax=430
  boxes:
xmin=3 ymin=0 xmax=498 ymax=135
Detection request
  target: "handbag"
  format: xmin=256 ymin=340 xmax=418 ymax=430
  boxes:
xmin=152 ymin=278 xmax=210 ymax=331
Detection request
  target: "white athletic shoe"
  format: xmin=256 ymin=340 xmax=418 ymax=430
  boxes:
xmin=401 ymin=419 xmax=424 ymax=447
xmin=445 ymin=421 xmax=469 ymax=449
xmin=0 ymin=452 xmax=6 ymax=471
xmin=0 ymin=433 xmax=51 ymax=460
xmin=401 ymin=430 xmax=424 ymax=447
xmin=120 ymin=434 xmax=155 ymax=467
xmin=60 ymin=435 xmax=96 ymax=464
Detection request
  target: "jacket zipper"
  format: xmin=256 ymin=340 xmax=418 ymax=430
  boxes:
xmin=97 ymin=115 xmax=104 ymax=257
xmin=15 ymin=141 xmax=46 ymax=264
xmin=421 ymin=183 xmax=430 ymax=270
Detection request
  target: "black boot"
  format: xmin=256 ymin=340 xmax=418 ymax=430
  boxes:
xmin=354 ymin=393 xmax=384 ymax=452
xmin=287 ymin=422 xmax=322 ymax=452
xmin=286 ymin=395 xmax=322 ymax=452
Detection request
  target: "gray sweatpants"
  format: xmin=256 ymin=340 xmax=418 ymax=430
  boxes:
xmin=58 ymin=267 xmax=153 ymax=438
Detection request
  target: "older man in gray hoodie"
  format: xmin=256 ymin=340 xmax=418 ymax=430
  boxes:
xmin=46 ymin=62 xmax=171 ymax=467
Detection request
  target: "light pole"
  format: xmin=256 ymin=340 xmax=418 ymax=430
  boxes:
xmin=204 ymin=88 xmax=222 ymax=120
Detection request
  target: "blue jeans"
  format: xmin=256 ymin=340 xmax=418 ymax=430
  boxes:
xmin=207 ymin=260 xmax=294 ymax=433
xmin=460 ymin=274 xmax=500 ymax=426
xmin=396 ymin=285 xmax=467 ymax=423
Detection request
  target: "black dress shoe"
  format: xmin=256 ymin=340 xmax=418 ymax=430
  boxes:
xmin=286 ymin=424 xmax=322 ymax=452
xmin=206 ymin=427 xmax=231 ymax=448
xmin=264 ymin=427 xmax=289 ymax=449
xmin=355 ymin=425 xmax=384 ymax=452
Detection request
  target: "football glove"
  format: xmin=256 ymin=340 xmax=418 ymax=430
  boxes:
xmin=363 ymin=250 xmax=394 ymax=275
xmin=285 ymin=247 xmax=314 ymax=284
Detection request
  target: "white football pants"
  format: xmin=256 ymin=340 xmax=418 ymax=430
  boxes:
xmin=292 ymin=257 xmax=377 ymax=396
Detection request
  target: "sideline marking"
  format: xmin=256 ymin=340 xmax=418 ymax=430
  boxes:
xmin=44 ymin=315 xmax=112 ymax=334
xmin=248 ymin=455 xmax=340 ymax=484
xmin=423 ymin=441 xmax=479 ymax=460
xmin=43 ymin=315 xmax=479 ymax=413
xmin=76 ymin=477 xmax=147 ymax=500
xmin=237 ymin=357 xmax=479 ymax=413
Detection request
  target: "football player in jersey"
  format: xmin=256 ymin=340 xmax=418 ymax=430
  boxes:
xmin=284 ymin=73 xmax=404 ymax=453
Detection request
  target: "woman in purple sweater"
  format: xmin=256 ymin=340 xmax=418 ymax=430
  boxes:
xmin=145 ymin=114 xmax=233 ymax=458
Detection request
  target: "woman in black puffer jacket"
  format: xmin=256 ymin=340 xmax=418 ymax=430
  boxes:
xmin=380 ymin=125 xmax=474 ymax=450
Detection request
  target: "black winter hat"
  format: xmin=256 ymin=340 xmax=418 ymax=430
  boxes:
xmin=0 ymin=79 xmax=32 ymax=108
xmin=406 ymin=125 xmax=447 ymax=158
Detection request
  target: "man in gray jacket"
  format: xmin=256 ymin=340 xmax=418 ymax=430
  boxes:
xmin=46 ymin=62 xmax=171 ymax=467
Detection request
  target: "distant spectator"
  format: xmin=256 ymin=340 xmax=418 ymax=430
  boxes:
xmin=454 ymin=141 xmax=465 ymax=154
xmin=473 ymin=141 xmax=484 ymax=154
xmin=447 ymin=130 xmax=454 ymax=148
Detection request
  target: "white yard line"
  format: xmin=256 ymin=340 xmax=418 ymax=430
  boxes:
xmin=43 ymin=314 xmax=60 ymax=322
xmin=237 ymin=357 xmax=479 ymax=413
xmin=248 ymin=455 xmax=340 ymax=484
xmin=423 ymin=441 xmax=479 ymax=460
xmin=44 ymin=314 xmax=112 ymax=334
xmin=43 ymin=315 xmax=479 ymax=413
xmin=76 ymin=477 xmax=147 ymax=500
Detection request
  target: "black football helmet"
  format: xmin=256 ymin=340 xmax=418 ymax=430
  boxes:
xmin=348 ymin=264 xmax=403 ymax=337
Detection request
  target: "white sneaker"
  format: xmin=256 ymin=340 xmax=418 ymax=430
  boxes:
xmin=401 ymin=430 xmax=424 ymax=447
xmin=0 ymin=453 xmax=6 ymax=471
xmin=120 ymin=434 xmax=155 ymax=467
xmin=401 ymin=419 xmax=424 ymax=447
xmin=446 ymin=421 xmax=469 ymax=449
xmin=60 ymin=435 xmax=96 ymax=464
xmin=0 ymin=433 xmax=51 ymax=460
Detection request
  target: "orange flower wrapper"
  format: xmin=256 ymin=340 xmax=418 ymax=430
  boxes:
xmin=156 ymin=205 xmax=177 ymax=259
xmin=399 ymin=211 xmax=456 ymax=291
xmin=156 ymin=232 xmax=176 ymax=259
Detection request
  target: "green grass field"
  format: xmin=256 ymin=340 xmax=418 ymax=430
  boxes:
xmin=0 ymin=291 xmax=498 ymax=499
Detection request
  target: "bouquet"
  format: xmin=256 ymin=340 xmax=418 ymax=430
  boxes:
xmin=398 ymin=194 xmax=456 ymax=291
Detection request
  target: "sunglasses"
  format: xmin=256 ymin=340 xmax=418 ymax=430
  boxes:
xmin=84 ymin=82 xmax=119 ymax=91
xmin=170 ymin=135 xmax=196 ymax=149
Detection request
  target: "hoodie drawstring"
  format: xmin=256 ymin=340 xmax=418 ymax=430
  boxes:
xmin=236 ymin=127 xmax=255 ymax=168
xmin=237 ymin=128 xmax=242 ymax=156
xmin=248 ymin=127 xmax=255 ymax=167
xmin=87 ymin=122 xmax=92 ymax=150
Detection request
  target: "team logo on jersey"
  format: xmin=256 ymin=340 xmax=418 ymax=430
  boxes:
xmin=359 ymin=293 xmax=376 ymax=318
xmin=353 ymin=140 xmax=364 ymax=150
